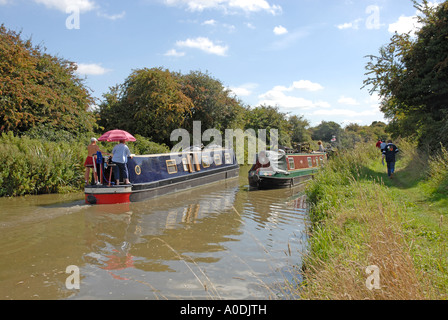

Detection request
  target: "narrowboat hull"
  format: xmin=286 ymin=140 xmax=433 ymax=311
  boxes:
xmin=248 ymin=150 xmax=326 ymax=189
xmin=85 ymin=148 xmax=239 ymax=205
xmin=249 ymin=168 xmax=319 ymax=189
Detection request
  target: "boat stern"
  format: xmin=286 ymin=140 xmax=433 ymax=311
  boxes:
xmin=85 ymin=185 xmax=133 ymax=205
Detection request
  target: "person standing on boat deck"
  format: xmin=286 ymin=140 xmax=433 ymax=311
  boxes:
xmin=85 ymin=138 xmax=110 ymax=185
xmin=112 ymin=140 xmax=133 ymax=185
xmin=382 ymin=140 xmax=399 ymax=178
xmin=317 ymin=141 xmax=326 ymax=153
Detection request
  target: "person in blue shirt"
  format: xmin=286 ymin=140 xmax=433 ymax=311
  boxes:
xmin=382 ymin=140 xmax=399 ymax=178
xmin=112 ymin=140 xmax=133 ymax=185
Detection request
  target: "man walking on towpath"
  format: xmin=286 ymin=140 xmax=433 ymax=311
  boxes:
xmin=382 ymin=140 xmax=399 ymax=178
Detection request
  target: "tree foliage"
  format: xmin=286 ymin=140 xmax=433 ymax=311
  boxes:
xmin=179 ymin=70 xmax=246 ymax=133
xmin=244 ymin=104 xmax=292 ymax=146
xmin=98 ymin=68 xmax=247 ymax=146
xmin=98 ymin=67 xmax=194 ymax=145
xmin=363 ymin=0 xmax=448 ymax=148
xmin=311 ymin=121 xmax=342 ymax=142
xmin=0 ymin=24 xmax=96 ymax=135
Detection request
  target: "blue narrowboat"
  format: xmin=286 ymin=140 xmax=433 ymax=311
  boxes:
xmin=85 ymin=147 xmax=239 ymax=205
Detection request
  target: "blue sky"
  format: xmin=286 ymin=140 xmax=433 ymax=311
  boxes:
xmin=0 ymin=0 xmax=434 ymax=127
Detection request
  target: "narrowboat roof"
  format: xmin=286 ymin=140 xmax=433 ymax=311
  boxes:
xmin=132 ymin=147 xmax=232 ymax=158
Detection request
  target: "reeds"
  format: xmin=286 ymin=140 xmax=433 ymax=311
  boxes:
xmin=0 ymin=132 xmax=86 ymax=196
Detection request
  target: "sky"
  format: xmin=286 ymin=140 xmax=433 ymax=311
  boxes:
xmin=0 ymin=0 xmax=436 ymax=127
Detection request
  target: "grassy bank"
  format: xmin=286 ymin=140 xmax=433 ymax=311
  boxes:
xmin=295 ymin=140 xmax=448 ymax=300
xmin=0 ymin=132 xmax=87 ymax=196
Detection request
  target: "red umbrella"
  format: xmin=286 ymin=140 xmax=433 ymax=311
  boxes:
xmin=98 ymin=129 xmax=137 ymax=142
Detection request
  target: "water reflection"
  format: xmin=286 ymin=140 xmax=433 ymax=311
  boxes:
xmin=0 ymin=167 xmax=309 ymax=300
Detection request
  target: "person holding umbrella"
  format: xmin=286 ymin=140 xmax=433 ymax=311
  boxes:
xmin=98 ymin=130 xmax=136 ymax=186
xmin=112 ymin=140 xmax=134 ymax=185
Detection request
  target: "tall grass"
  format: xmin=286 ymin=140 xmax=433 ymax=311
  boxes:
xmin=296 ymin=140 xmax=446 ymax=300
xmin=0 ymin=132 xmax=87 ymax=196
xmin=427 ymin=145 xmax=448 ymax=196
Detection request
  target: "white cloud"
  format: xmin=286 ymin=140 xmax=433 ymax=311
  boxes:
xmin=388 ymin=2 xmax=442 ymax=35
xmin=269 ymin=28 xmax=310 ymax=50
xmin=259 ymin=90 xmax=318 ymax=110
xmin=228 ymin=0 xmax=281 ymax=14
xmin=33 ymin=0 xmax=97 ymax=13
xmin=75 ymin=63 xmax=111 ymax=75
xmin=341 ymin=119 xmax=365 ymax=126
xmin=338 ymin=96 xmax=360 ymax=106
xmin=97 ymin=11 xmax=126 ymax=20
xmin=292 ymin=80 xmax=324 ymax=92
xmin=337 ymin=22 xmax=354 ymax=30
xmin=163 ymin=0 xmax=281 ymax=15
xmin=311 ymin=109 xmax=377 ymax=117
xmin=273 ymin=25 xmax=288 ymax=35
xmin=388 ymin=15 xmax=421 ymax=35
xmin=336 ymin=18 xmax=362 ymax=30
xmin=258 ymin=81 xmax=329 ymax=110
xmin=229 ymin=83 xmax=258 ymax=97
xmin=274 ymin=80 xmax=324 ymax=92
xmin=202 ymin=19 xmax=217 ymax=26
xmin=176 ymin=37 xmax=228 ymax=56
xmin=245 ymin=22 xmax=256 ymax=29
xmin=230 ymin=87 xmax=252 ymax=97
xmin=32 ymin=0 xmax=126 ymax=20
xmin=164 ymin=49 xmax=186 ymax=57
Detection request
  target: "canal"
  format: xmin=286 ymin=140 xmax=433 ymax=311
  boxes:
xmin=0 ymin=167 xmax=310 ymax=300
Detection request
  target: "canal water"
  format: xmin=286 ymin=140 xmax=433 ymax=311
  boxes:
xmin=0 ymin=167 xmax=310 ymax=300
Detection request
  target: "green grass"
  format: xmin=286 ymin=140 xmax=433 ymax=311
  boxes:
xmin=295 ymin=140 xmax=448 ymax=300
xmin=0 ymin=132 xmax=87 ymax=196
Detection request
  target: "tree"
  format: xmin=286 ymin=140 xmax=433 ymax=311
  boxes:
xmin=98 ymin=67 xmax=193 ymax=145
xmin=0 ymin=24 xmax=96 ymax=135
xmin=289 ymin=115 xmax=311 ymax=143
xmin=179 ymin=70 xmax=246 ymax=133
xmin=244 ymin=105 xmax=292 ymax=147
xmin=311 ymin=121 xmax=342 ymax=143
xmin=363 ymin=1 xmax=448 ymax=148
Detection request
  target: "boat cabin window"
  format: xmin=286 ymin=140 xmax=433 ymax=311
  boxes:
xmin=307 ymin=157 xmax=313 ymax=167
xmin=166 ymin=160 xmax=178 ymax=174
xmin=288 ymin=157 xmax=295 ymax=170
xmin=202 ymin=155 xmax=211 ymax=168
xmin=224 ymin=153 xmax=232 ymax=164
xmin=214 ymin=154 xmax=222 ymax=166
xmin=188 ymin=155 xmax=195 ymax=172
xmin=182 ymin=158 xmax=189 ymax=172
xmin=193 ymin=153 xmax=201 ymax=171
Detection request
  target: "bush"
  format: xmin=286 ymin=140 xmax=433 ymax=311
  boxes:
xmin=0 ymin=132 xmax=86 ymax=196
xmin=127 ymin=134 xmax=170 ymax=155
xmin=428 ymin=145 xmax=448 ymax=196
